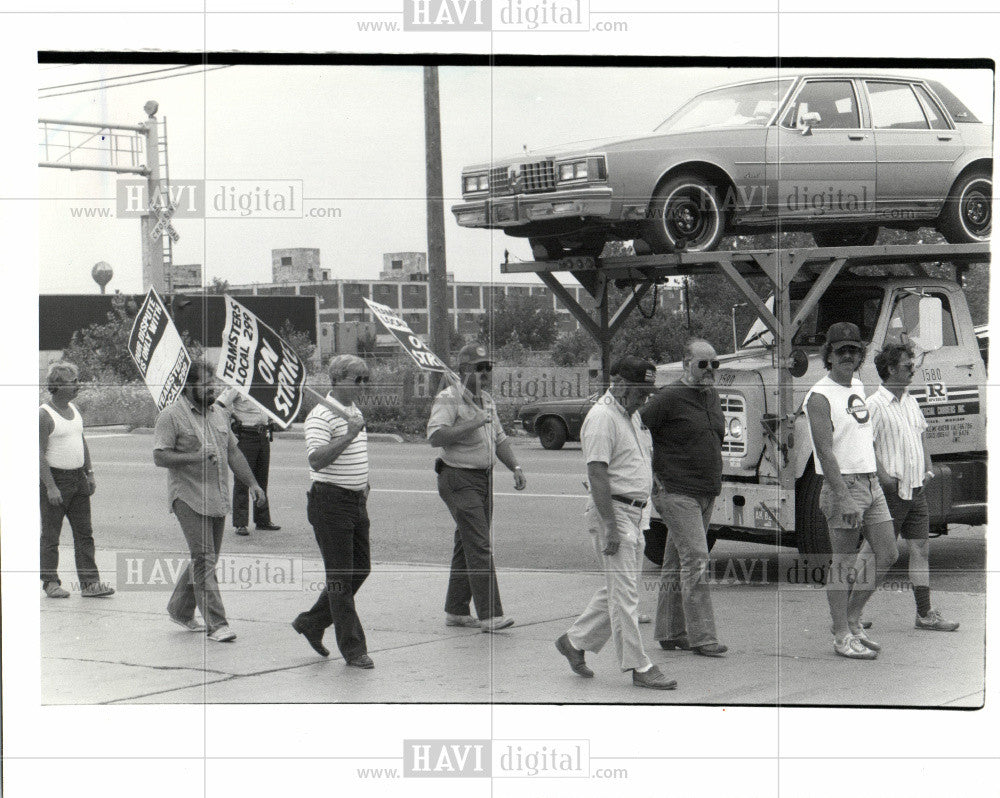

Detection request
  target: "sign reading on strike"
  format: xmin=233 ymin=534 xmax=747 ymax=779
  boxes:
xmin=363 ymin=298 xmax=449 ymax=372
xmin=127 ymin=288 xmax=191 ymax=410
xmin=216 ymin=295 xmax=305 ymax=429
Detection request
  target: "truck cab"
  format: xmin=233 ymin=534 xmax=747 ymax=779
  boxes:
xmin=653 ymin=273 xmax=987 ymax=555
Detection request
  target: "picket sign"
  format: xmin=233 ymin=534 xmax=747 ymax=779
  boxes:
xmin=127 ymin=287 xmax=191 ymax=410
xmin=216 ymin=295 xmax=358 ymax=428
xmin=362 ymin=298 xmax=478 ymax=407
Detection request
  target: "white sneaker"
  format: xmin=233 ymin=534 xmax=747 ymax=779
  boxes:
xmin=207 ymin=625 xmax=237 ymax=642
xmin=480 ymin=616 xmax=515 ymax=633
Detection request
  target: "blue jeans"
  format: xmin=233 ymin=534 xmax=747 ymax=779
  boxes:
xmin=167 ymin=499 xmax=229 ymax=633
xmin=651 ymin=489 xmax=720 ymax=648
xmin=39 ymin=467 xmax=100 ymax=587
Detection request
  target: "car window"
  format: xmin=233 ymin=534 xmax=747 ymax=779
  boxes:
xmin=866 ymin=82 xmax=930 ymax=129
xmin=781 ymin=80 xmax=860 ymax=130
xmin=925 ymin=80 xmax=981 ymax=123
xmin=656 ymin=79 xmax=793 ymax=133
xmin=887 ymin=291 xmax=959 ymax=348
xmin=912 ymin=85 xmax=950 ymax=130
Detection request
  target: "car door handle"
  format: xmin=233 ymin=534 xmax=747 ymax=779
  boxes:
xmin=955 ymin=363 xmax=975 ymax=369
xmin=848 ymin=133 xmax=868 ymax=140
xmin=937 ymin=134 xmax=954 ymax=141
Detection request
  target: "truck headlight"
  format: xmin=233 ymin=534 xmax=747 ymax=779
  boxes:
xmin=728 ymin=417 xmax=744 ymax=439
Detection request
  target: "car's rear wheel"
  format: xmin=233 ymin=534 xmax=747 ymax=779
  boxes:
xmin=528 ymin=234 xmax=606 ymax=260
xmin=537 ymin=417 xmax=568 ymax=450
xmin=811 ymin=226 xmax=880 ymax=248
xmin=938 ymin=169 xmax=992 ymax=243
xmin=643 ymin=175 xmax=727 ymax=253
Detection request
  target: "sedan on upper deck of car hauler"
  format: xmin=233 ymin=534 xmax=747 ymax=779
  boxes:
xmin=452 ymin=74 xmax=992 ymax=258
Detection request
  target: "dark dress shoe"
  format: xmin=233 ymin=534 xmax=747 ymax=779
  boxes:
xmin=291 ymin=617 xmax=329 ymax=657
xmin=346 ymin=654 xmax=375 ymax=669
xmin=555 ymin=633 xmax=594 ymax=678
xmin=235 ymin=526 xmax=249 ymax=536
xmin=659 ymin=637 xmax=691 ymax=651
xmin=255 ymin=524 xmax=281 ymax=531
xmin=692 ymin=643 xmax=728 ymax=657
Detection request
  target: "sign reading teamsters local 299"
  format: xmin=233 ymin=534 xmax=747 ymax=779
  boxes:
xmin=127 ymin=288 xmax=191 ymax=410
xmin=216 ymin=295 xmax=305 ymax=429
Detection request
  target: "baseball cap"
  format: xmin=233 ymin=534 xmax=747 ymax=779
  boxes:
xmin=456 ymin=342 xmax=491 ymax=368
xmin=610 ymin=356 xmax=657 ymax=387
xmin=826 ymin=322 xmax=864 ymax=350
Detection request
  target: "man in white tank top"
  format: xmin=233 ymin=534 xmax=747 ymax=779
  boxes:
xmin=39 ymin=361 xmax=114 ymax=598
xmin=804 ymin=323 xmax=898 ymax=659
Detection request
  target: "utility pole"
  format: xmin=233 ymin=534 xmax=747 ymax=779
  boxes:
xmin=424 ymin=66 xmax=451 ymax=369
xmin=141 ymin=101 xmax=166 ymax=293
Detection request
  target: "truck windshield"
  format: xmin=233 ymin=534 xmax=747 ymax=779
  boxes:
xmin=741 ymin=285 xmax=886 ymax=349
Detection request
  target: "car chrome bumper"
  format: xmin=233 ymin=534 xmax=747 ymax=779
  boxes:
xmin=452 ymin=187 xmax=614 ymax=229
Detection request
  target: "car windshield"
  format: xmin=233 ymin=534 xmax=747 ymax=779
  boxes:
xmin=656 ymin=80 xmax=794 ymax=133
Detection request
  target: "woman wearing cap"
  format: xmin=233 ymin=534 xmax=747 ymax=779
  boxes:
xmin=804 ymin=322 xmax=899 ymax=660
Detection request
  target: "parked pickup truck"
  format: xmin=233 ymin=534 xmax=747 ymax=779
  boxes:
xmin=517 ymin=393 xmax=598 ymax=449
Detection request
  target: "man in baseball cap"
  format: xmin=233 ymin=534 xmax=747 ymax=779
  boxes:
xmin=427 ymin=342 xmax=526 ymax=633
xmin=804 ymin=322 xmax=898 ymax=660
xmin=557 ymin=356 xmax=677 ymax=689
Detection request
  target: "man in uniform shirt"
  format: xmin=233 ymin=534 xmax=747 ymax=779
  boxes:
xmin=153 ymin=360 xmax=267 ymax=642
xmin=640 ymin=338 xmax=728 ymax=658
xmin=39 ymin=361 xmax=114 ymax=598
xmin=427 ymin=343 xmax=526 ymax=633
xmin=292 ymin=355 xmax=375 ymax=668
xmin=804 ymin=322 xmax=898 ymax=659
xmin=216 ymin=387 xmax=281 ymax=536
xmin=555 ymin=357 xmax=677 ymax=690
xmin=861 ymin=342 xmax=959 ymax=632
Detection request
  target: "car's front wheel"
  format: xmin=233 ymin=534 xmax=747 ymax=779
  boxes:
xmin=537 ymin=417 xmax=568 ymax=450
xmin=938 ymin=169 xmax=992 ymax=244
xmin=811 ymin=226 xmax=880 ymax=248
xmin=643 ymin=175 xmax=727 ymax=254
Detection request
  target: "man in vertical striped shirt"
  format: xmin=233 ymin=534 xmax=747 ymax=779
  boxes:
xmin=862 ymin=342 xmax=959 ymax=632
xmin=291 ymin=355 xmax=376 ymax=667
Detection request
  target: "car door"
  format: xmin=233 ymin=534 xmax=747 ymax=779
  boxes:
xmin=863 ymin=80 xmax=963 ymax=213
xmin=765 ymin=78 xmax=876 ymax=220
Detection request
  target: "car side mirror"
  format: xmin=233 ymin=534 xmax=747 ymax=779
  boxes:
xmin=909 ymin=295 xmax=944 ymax=354
xmin=799 ymin=111 xmax=821 ymax=135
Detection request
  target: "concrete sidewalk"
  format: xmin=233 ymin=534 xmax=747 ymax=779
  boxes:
xmin=40 ymin=548 xmax=985 ymax=707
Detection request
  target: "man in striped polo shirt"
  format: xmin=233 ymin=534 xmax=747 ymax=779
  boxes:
xmin=861 ymin=342 xmax=959 ymax=632
xmin=292 ymin=355 xmax=375 ymax=668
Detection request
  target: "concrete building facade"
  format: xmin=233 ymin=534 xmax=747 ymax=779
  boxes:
xmin=272 ymin=248 xmax=328 ymax=283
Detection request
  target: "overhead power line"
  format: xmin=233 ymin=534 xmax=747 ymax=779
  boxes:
xmin=39 ymin=65 xmax=232 ymax=100
xmin=40 ymin=64 xmax=202 ymax=92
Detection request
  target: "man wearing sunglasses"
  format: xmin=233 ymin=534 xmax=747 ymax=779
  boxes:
xmin=640 ymin=338 xmax=728 ymax=658
xmin=804 ymin=322 xmax=899 ymax=660
xmin=859 ymin=342 xmax=959 ymax=633
xmin=556 ymin=357 xmax=677 ymax=689
xmin=292 ymin=355 xmax=375 ymax=668
xmin=428 ymin=342 xmax=525 ymax=633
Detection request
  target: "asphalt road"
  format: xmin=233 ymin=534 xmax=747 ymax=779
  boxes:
xmin=83 ymin=432 xmax=985 ymax=593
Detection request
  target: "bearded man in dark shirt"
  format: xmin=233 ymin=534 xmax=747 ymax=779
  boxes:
xmin=640 ymin=338 xmax=728 ymax=658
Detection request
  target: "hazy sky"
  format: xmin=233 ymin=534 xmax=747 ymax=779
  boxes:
xmin=38 ymin=63 xmax=993 ymax=294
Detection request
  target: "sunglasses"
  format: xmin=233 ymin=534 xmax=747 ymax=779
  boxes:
xmin=836 ymin=346 xmax=864 ymax=357
xmin=353 ymin=375 xmax=370 ymax=384
xmin=475 ymin=363 xmax=493 ymax=373
xmin=695 ymin=360 xmax=720 ymax=370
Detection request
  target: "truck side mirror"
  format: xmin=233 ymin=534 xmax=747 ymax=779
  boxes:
xmin=910 ymin=296 xmax=944 ymax=353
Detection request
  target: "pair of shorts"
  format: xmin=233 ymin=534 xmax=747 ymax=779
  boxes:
xmin=819 ymin=473 xmax=893 ymax=530
xmin=884 ymin=486 xmax=930 ymax=541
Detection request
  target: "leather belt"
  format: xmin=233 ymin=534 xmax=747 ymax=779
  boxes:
xmin=236 ymin=424 xmax=268 ymax=432
xmin=611 ymin=494 xmax=647 ymax=509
